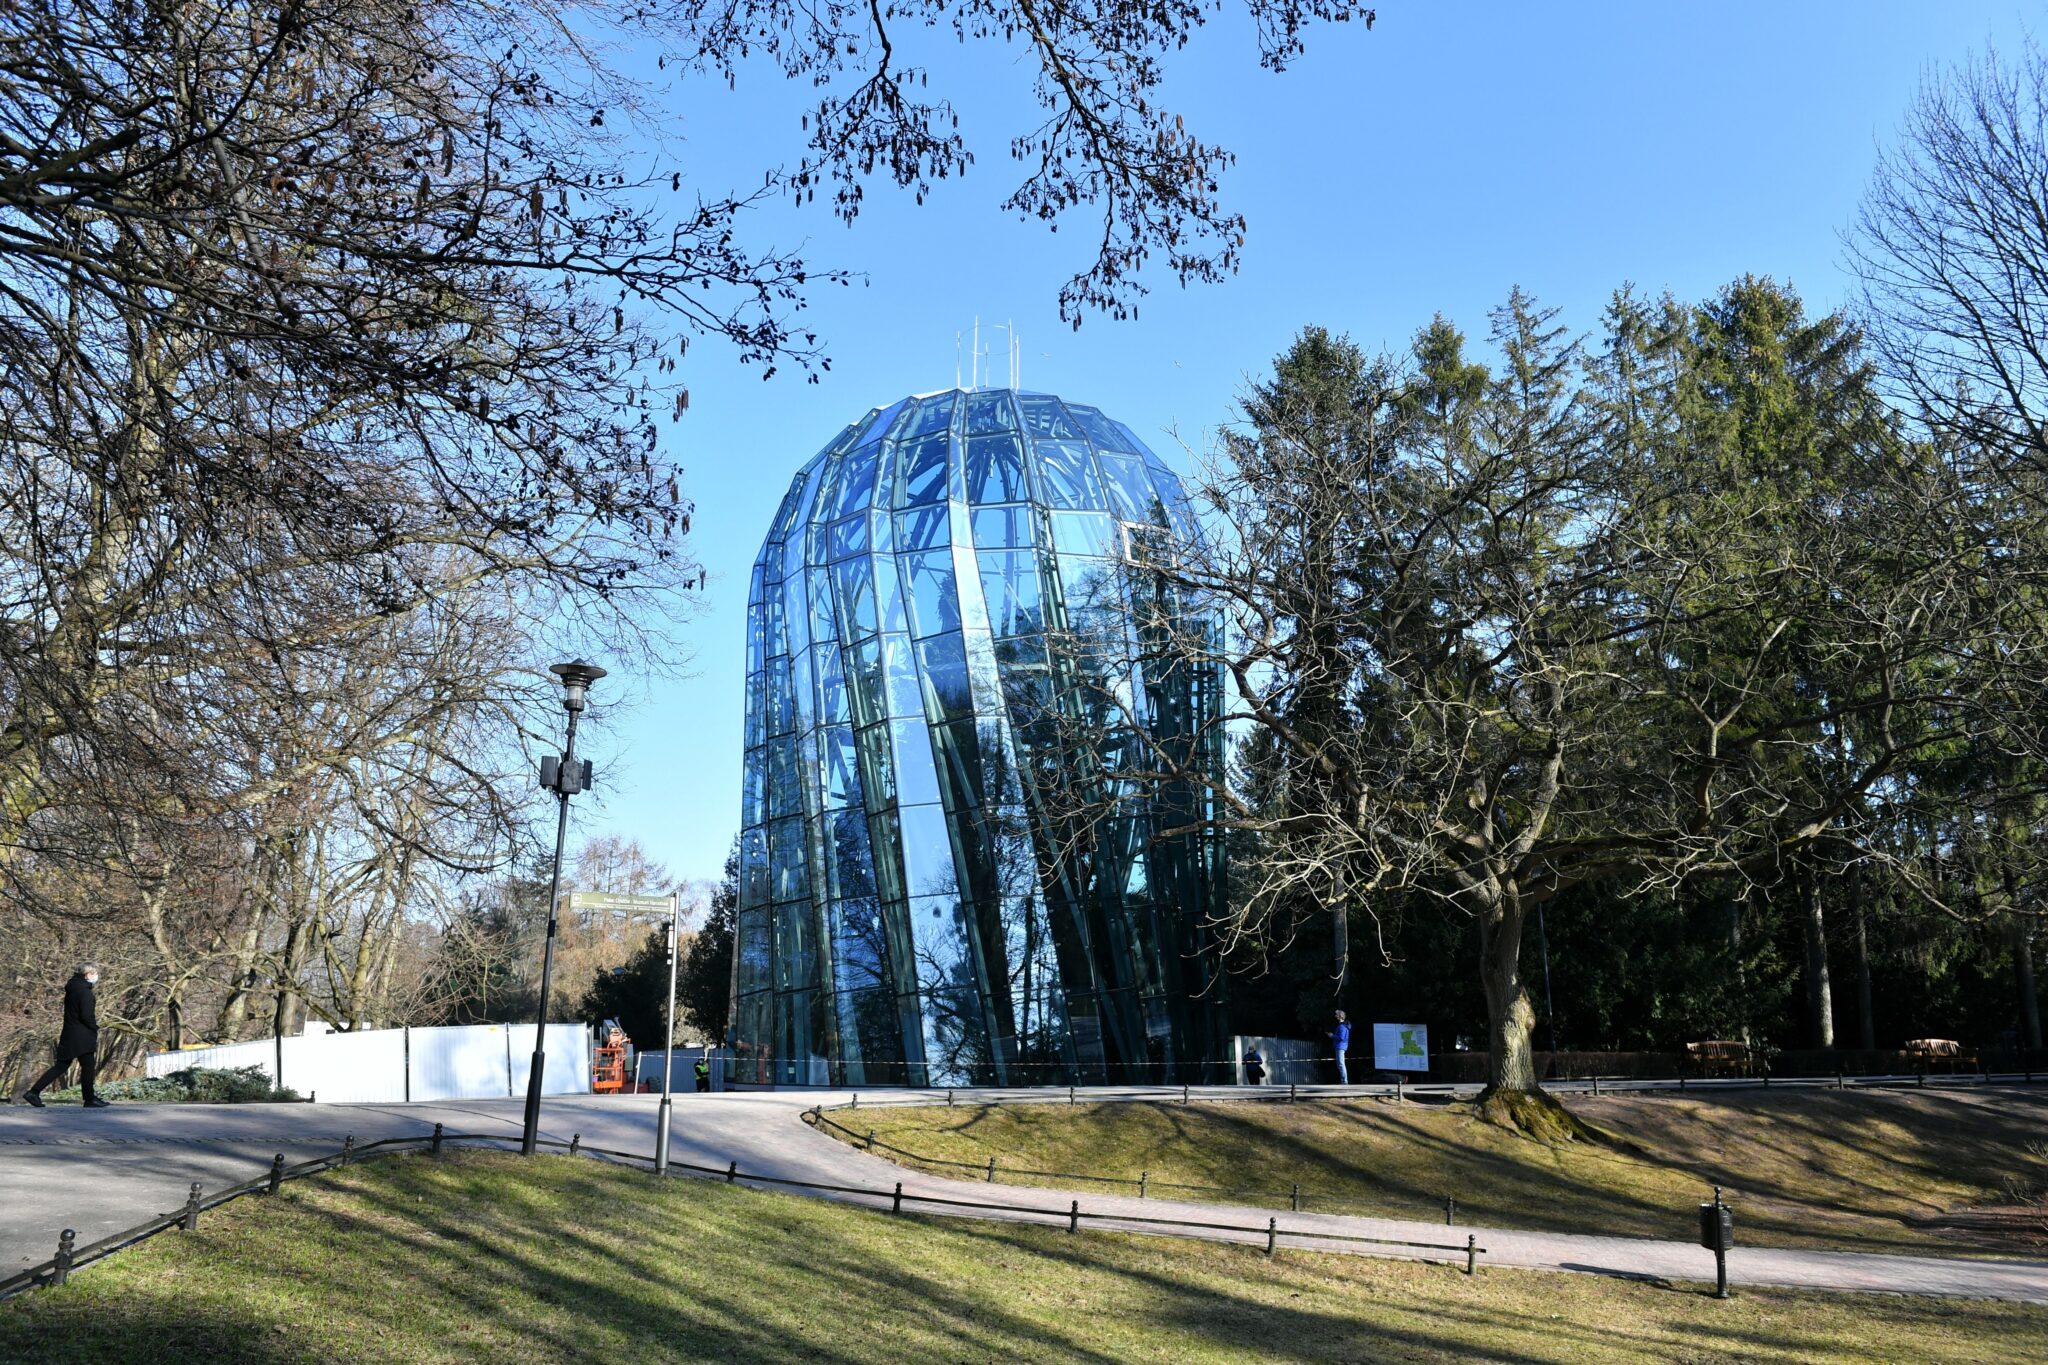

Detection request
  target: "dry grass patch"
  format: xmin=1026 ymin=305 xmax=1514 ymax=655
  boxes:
xmin=2 ymin=1149 xmax=2042 ymax=1364
xmin=837 ymin=1086 xmax=2048 ymax=1255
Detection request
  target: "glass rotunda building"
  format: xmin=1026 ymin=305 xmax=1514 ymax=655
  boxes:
xmin=730 ymin=386 xmax=1228 ymax=1087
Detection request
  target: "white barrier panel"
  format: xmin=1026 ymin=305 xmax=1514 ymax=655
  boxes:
xmin=147 ymin=1039 xmax=273 ymax=1079
xmin=632 ymin=1048 xmax=730 ymax=1092
xmin=506 ymin=1023 xmax=592 ymax=1096
xmin=407 ymin=1024 xmax=518 ymax=1102
xmin=148 ymin=1022 xmax=592 ymax=1102
xmin=1231 ymin=1035 xmax=1324 ymax=1085
xmin=279 ymin=1028 xmax=409 ymax=1103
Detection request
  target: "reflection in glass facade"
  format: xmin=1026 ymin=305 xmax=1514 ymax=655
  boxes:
xmin=730 ymin=388 xmax=1229 ymax=1086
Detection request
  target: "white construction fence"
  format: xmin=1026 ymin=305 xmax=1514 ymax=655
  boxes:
xmin=146 ymin=1022 xmax=592 ymax=1104
xmin=1231 ymin=1035 xmax=1326 ymax=1085
xmin=631 ymin=1047 xmax=731 ymax=1092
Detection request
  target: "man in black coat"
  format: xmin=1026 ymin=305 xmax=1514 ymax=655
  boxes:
xmin=22 ymin=965 xmax=109 ymax=1108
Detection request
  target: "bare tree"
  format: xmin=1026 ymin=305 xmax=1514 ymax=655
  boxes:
xmin=574 ymin=837 xmax=677 ymax=901
xmin=1 ymin=0 xmax=1373 ymax=1073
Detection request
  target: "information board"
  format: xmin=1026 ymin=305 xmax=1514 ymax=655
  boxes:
xmin=1372 ymin=1022 xmax=1430 ymax=1072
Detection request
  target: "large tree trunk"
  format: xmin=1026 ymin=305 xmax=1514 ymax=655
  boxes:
xmin=1998 ymin=862 xmax=2042 ymax=1053
xmin=1800 ymin=865 xmax=1834 ymax=1049
xmin=1850 ymin=865 xmax=1876 ymax=1051
xmin=214 ymin=903 xmax=268 ymax=1040
xmin=1478 ymin=887 xmax=1539 ymax=1094
xmin=2016 ymin=917 xmax=2043 ymax=1053
xmin=2007 ymin=925 xmax=2039 ymax=1055
xmin=1726 ymin=892 xmax=1748 ymax=1042
xmin=1475 ymin=882 xmax=1595 ymax=1141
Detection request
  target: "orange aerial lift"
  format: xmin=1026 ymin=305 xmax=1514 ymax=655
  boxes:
xmin=591 ymin=1020 xmax=632 ymax=1094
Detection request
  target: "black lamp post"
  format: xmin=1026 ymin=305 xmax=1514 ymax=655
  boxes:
xmin=520 ymin=659 xmax=606 ymax=1156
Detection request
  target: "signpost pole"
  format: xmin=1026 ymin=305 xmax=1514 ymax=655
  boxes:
xmin=656 ymin=891 xmax=680 ymax=1175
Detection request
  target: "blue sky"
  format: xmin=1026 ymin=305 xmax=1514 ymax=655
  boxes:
xmin=567 ymin=2 xmax=2039 ymax=885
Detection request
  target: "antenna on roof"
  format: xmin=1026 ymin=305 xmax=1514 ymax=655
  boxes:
xmin=960 ymin=317 xmax=1021 ymax=391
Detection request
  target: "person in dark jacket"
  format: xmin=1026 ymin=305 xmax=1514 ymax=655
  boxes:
xmin=22 ymin=965 xmax=108 ymax=1108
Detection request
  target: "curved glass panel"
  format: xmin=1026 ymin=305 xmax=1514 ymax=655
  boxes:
xmin=732 ymin=387 xmax=1226 ymax=1086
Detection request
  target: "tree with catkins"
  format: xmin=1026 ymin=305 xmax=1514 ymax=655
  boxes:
xmin=2 ymin=0 xmax=1370 ymax=1066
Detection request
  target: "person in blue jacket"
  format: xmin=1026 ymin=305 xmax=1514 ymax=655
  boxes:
xmin=1329 ymin=1010 xmax=1352 ymax=1085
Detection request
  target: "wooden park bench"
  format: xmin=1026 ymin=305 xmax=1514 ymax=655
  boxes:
xmin=1685 ymin=1040 xmax=1754 ymax=1078
xmin=1901 ymin=1038 xmax=1978 ymax=1075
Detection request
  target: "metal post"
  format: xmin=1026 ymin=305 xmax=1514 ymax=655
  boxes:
xmin=657 ymin=891 xmax=681 ymax=1175
xmin=986 ymin=1156 xmax=997 ymax=1183
xmin=1069 ymin=1084 xmax=1075 ymax=1105
xmin=851 ymin=1092 xmax=859 ymax=1109
xmin=340 ymin=1135 xmax=354 ymax=1168
xmin=1713 ymin=1186 xmax=1730 ymax=1299
xmin=522 ymin=706 xmax=582 ymax=1157
xmin=1445 ymin=1196 xmax=1455 ymax=1226
xmin=1465 ymin=1233 xmax=1477 ymax=1275
xmin=182 ymin=1182 xmax=203 ymax=1231
xmin=892 ymin=1181 xmax=903 ymax=1215
xmin=1139 ymin=1171 xmax=1148 ymax=1199
xmin=726 ymin=1160 xmax=737 ymax=1183
xmin=1289 ymin=1082 xmax=1297 ymax=1103
xmin=1182 ymin=1083 xmax=1189 ymax=1104
xmin=431 ymin=1122 xmax=444 ymax=1155
xmin=948 ymin=1088 xmax=955 ymax=1107
xmin=1068 ymin=1199 xmax=1079 ymax=1233
xmin=570 ymin=1133 xmax=581 ymax=1156
xmin=866 ymin=1129 xmax=875 ymax=1151
xmin=268 ymin=1153 xmax=286 ymax=1195
xmin=1291 ymin=1183 xmax=1301 ymax=1212
xmin=51 ymin=1230 xmax=75 ymax=1287
xmin=1266 ymin=1217 xmax=1278 ymax=1256
xmin=1396 ymin=1073 xmax=1403 ymax=1102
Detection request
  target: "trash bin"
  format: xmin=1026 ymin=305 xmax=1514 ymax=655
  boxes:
xmin=1696 ymin=1200 xmax=1733 ymax=1252
xmin=1697 ymin=1192 xmax=1734 ymax=1299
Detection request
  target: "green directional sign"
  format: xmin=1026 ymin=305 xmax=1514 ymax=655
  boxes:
xmin=563 ymin=890 xmax=674 ymax=918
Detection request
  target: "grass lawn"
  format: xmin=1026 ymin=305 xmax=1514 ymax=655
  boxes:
xmin=1 ymin=1150 xmax=2042 ymax=1364
xmin=828 ymin=1087 xmax=2048 ymax=1256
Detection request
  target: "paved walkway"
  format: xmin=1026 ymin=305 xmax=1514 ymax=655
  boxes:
xmin=3 ymin=1088 xmax=2045 ymax=1303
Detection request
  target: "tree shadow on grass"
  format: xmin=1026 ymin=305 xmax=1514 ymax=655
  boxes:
xmin=862 ymin=1090 xmax=2048 ymax=1256
xmin=1 ymin=1152 xmax=2040 ymax=1364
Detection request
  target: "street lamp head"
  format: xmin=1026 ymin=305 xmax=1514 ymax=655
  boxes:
xmin=549 ymin=660 xmax=607 ymax=713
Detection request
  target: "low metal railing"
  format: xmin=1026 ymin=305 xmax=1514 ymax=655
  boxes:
xmin=807 ymin=1107 xmax=1478 ymax=1224
xmin=0 ymin=1120 xmax=1488 ymax=1303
